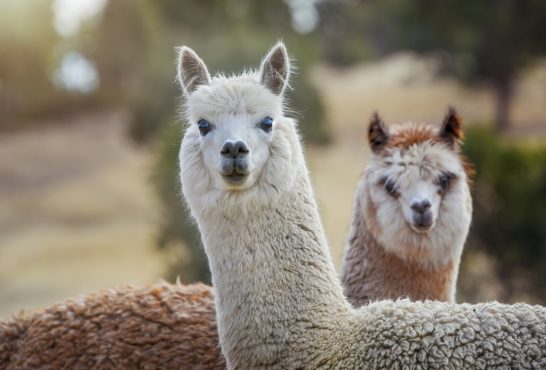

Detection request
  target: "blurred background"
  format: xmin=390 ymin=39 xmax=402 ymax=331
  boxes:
xmin=1 ymin=0 xmax=545 ymax=319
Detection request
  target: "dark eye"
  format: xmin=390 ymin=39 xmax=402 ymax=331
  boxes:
xmin=438 ymin=172 xmax=454 ymax=189
xmin=259 ymin=116 xmax=273 ymax=132
xmin=198 ymin=119 xmax=213 ymax=136
xmin=382 ymin=178 xmax=398 ymax=197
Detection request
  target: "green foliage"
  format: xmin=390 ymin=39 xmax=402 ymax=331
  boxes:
xmin=288 ymin=76 xmax=330 ymax=145
xmin=316 ymin=1 xmax=376 ymax=66
xmin=462 ymin=127 xmax=546 ymax=302
xmin=0 ymin=1 xmax=58 ymax=125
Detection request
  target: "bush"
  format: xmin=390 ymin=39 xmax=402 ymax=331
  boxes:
xmin=460 ymin=127 xmax=546 ymax=303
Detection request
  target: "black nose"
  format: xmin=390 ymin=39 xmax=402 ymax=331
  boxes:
xmin=221 ymin=140 xmax=249 ymax=159
xmin=411 ymin=200 xmax=431 ymax=214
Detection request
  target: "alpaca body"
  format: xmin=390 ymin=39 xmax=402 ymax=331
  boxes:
xmin=342 ymin=116 xmax=473 ymax=305
xmin=0 ymin=283 xmax=225 ymax=370
xmin=179 ymin=43 xmax=546 ymax=369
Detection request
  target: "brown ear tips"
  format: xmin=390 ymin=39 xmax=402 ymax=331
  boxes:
xmin=440 ymin=106 xmax=463 ymax=147
xmin=368 ymin=112 xmax=389 ymax=153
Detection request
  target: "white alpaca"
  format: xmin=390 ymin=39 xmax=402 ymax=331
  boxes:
xmin=342 ymin=110 xmax=473 ymax=305
xmin=179 ymin=42 xmax=546 ymax=369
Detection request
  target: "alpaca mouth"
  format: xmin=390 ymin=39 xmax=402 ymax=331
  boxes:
xmin=221 ymin=159 xmax=250 ymax=185
xmin=222 ymin=171 xmax=248 ymax=184
xmin=410 ymin=213 xmax=434 ymax=233
xmin=410 ymin=223 xmax=433 ymax=234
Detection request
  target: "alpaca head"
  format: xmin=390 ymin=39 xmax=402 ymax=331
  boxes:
xmin=362 ymin=108 xmax=473 ymax=267
xmin=177 ymin=42 xmax=300 ymax=215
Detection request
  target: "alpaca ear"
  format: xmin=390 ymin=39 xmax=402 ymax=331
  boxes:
xmin=439 ymin=107 xmax=463 ymax=148
xmin=259 ymin=42 xmax=290 ymax=95
xmin=368 ymin=113 xmax=390 ymax=153
xmin=177 ymin=46 xmax=211 ymax=96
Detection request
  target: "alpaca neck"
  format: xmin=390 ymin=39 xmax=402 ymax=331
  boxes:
xmin=196 ymin=172 xmax=350 ymax=368
xmin=342 ymin=187 xmax=457 ymax=305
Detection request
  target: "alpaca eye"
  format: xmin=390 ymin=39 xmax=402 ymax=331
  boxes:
xmin=259 ymin=116 xmax=273 ymax=132
xmin=438 ymin=172 xmax=454 ymax=189
xmin=384 ymin=179 xmax=398 ymax=197
xmin=198 ymin=119 xmax=213 ymax=136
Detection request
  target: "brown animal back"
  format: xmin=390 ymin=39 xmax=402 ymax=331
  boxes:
xmin=0 ymin=282 xmax=225 ymax=370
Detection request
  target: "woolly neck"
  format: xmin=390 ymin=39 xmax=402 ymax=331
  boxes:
xmin=191 ymin=162 xmax=350 ymax=368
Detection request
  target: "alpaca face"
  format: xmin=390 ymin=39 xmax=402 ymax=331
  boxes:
xmin=177 ymin=43 xmax=298 ymax=214
xmin=186 ymin=82 xmax=281 ymax=191
xmin=363 ymin=110 xmax=473 ymax=266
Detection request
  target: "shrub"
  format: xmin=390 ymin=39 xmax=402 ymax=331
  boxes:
xmin=461 ymin=127 xmax=546 ymax=303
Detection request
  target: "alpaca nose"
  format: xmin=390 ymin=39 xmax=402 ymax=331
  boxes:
xmin=221 ymin=140 xmax=249 ymax=159
xmin=411 ymin=200 xmax=431 ymax=214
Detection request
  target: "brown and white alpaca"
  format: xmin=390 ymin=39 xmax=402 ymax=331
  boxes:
xmin=342 ymin=109 xmax=473 ymax=305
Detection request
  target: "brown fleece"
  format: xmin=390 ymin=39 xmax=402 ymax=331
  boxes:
xmin=0 ymin=282 xmax=225 ymax=370
xmin=342 ymin=184 xmax=458 ymax=307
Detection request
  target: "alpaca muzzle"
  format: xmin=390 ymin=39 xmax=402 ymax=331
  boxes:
xmin=219 ymin=140 xmax=251 ymax=184
xmin=411 ymin=210 xmax=434 ymax=232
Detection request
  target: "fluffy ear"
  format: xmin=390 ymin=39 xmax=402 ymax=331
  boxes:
xmin=439 ymin=107 xmax=463 ymax=148
xmin=368 ymin=112 xmax=390 ymax=153
xmin=259 ymin=42 xmax=290 ymax=95
xmin=177 ymin=46 xmax=211 ymax=96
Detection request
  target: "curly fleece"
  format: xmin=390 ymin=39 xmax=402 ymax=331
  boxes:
xmin=346 ymin=299 xmax=545 ymax=369
xmin=0 ymin=283 xmax=225 ymax=370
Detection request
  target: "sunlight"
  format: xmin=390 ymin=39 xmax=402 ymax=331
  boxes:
xmin=53 ymin=51 xmax=99 ymax=93
xmin=52 ymin=0 xmax=108 ymax=37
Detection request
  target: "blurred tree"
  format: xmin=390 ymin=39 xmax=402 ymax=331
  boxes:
xmin=0 ymin=0 xmax=58 ymax=125
xmin=462 ymin=127 xmax=546 ymax=303
xmin=317 ymin=0 xmax=376 ymax=66
xmin=318 ymin=0 xmax=546 ymax=132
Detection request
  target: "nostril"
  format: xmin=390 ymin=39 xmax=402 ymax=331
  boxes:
xmin=233 ymin=141 xmax=249 ymax=157
xmin=221 ymin=141 xmax=249 ymax=158
xmin=221 ymin=142 xmax=234 ymax=158
xmin=411 ymin=200 xmax=431 ymax=214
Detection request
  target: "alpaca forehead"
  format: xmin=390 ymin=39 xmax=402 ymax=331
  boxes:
xmin=372 ymin=142 xmax=462 ymax=181
xmin=189 ymin=77 xmax=279 ymax=118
